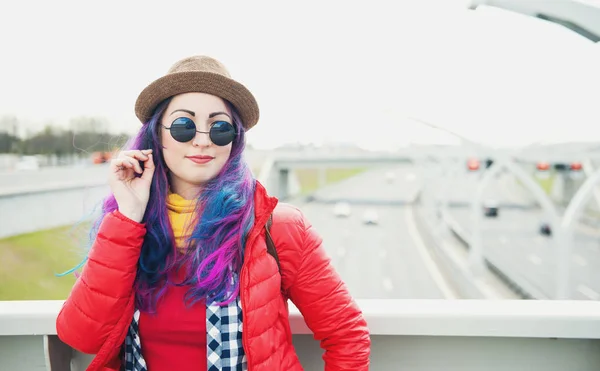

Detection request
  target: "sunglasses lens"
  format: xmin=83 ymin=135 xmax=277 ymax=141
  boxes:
xmin=210 ymin=121 xmax=236 ymax=146
xmin=170 ymin=117 xmax=196 ymax=142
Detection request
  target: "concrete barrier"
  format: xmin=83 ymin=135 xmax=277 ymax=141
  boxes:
xmin=0 ymin=182 xmax=108 ymax=239
xmin=0 ymin=155 xmax=268 ymax=238
xmin=1 ymin=299 xmax=599 ymax=371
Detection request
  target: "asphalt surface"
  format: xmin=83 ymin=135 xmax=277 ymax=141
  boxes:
xmin=418 ymin=160 xmax=599 ymax=301
xmin=292 ymin=166 xmax=456 ymax=300
xmin=447 ymin=207 xmax=600 ymax=301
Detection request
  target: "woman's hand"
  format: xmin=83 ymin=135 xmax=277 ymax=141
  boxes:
xmin=108 ymin=149 xmax=155 ymax=223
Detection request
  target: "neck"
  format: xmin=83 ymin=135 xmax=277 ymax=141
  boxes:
xmin=169 ymin=178 xmax=203 ymax=200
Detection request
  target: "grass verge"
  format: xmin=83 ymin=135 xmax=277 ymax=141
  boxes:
xmin=295 ymin=168 xmax=366 ymax=194
xmin=516 ymin=171 xmax=556 ymax=195
xmin=0 ymin=223 xmax=90 ymax=300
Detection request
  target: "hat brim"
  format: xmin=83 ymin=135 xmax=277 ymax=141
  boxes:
xmin=135 ymin=71 xmax=259 ymax=130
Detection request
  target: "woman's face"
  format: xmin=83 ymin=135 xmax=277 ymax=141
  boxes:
xmin=160 ymin=92 xmax=233 ymax=198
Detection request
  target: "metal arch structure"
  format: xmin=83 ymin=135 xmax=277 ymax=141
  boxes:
xmin=468 ymin=0 xmax=600 ymax=42
xmin=555 ymin=168 xmax=600 ymax=299
xmin=404 ymin=117 xmax=597 ymax=299
xmin=472 ymin=159 xmax=600 ymax=299
xmin=469 ymin=156 xmax=562 ymax=275
xmin=581 ymin=158 xmax=600 ymax=211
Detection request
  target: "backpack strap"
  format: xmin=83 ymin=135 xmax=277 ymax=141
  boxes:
xmin=265 ymin=214 xmax=281 ymax=274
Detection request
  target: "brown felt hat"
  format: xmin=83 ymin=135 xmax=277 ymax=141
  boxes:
xmin=135 ymin=55 xmax=260 ymax=130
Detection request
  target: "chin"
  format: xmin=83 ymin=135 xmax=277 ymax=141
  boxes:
xmin=191 ymin=173 xmax=218 ymax=186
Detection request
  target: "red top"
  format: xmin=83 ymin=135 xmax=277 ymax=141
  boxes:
xmin=138 ymin=263 xmax=207 ymax=371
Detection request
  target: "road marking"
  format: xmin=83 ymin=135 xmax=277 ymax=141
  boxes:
xmin=528 ymin=254 xmax=542 ymax=265
xmin=337 ymin=247 xmax=346 ymax=258
xmin=577 ymin=285 xmax=599 ymax=300
xmin=499 ymin=236 xmax=508 ymax=245
xmin=379 ymin=249 xmax=387 ymax=259
xmin=382 ymin=278 xmax=394 ymax=292
xmin=534 ymin=236 xmax=545 ymax=245
xmin=573 ymin=255 xmax=587 ymax=267
xmin=405 ymin=206 xmax=459 ymax=299
xmin=406 ymin=173 xmax=416 ymax=181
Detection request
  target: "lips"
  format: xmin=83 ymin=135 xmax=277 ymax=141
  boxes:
xmin=186 ymin=155 xmax=214 ymax=164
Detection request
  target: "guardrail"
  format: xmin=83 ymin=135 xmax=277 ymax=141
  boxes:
xmin=413 ymin=193 xmax=518 ymax=300
xmin=441 ymin=210 xmax=548 ymax=300
xmin=0 ymin=299 xmax=599 ymax=370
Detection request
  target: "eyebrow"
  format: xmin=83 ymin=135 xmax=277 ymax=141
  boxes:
xmin=209 ymin=111 xmax=231 ymax=120
xmin=169 ymin=109 xmax=195 ymax=117
xmin=168 ymin=109 xmax=231 ymax=120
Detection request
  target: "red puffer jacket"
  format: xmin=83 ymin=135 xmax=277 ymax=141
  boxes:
xmin=56 ymin=182 xmax=370 ymax=370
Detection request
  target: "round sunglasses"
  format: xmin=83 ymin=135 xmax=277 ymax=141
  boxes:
xmin=162 ymin=117 xmax=237 ymax=146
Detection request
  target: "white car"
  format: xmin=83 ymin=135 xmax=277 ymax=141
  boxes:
xmin=362 ymin=209 xmax=379 ymax=225
xmin=333 ymin=202 xmax=351 ymax=217
xmin=385 ymin=171 xmax=396 ymax=183
xmin=14 ymin=156 xmax=40 ymax=171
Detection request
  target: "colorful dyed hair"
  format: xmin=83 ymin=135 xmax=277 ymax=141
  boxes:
xmin=61 ymin=96 xmax=256 ymax=313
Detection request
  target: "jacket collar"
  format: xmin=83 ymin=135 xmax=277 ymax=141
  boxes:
xmin=253 ymin=180 xmax=278 ymax=228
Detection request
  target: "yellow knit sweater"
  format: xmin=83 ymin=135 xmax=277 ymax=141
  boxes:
xmin=166 ymin=192 xmax=197 ymax=250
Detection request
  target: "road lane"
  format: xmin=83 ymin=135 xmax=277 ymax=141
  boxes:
xmin=294 ymin=165 xmax=452 ymax=299
xmin=447 ymin=208 xmax=600 ymax=300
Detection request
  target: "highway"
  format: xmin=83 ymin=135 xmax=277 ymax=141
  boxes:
xmin=0 ymin=163 xmax=461 ymax=300
xmin=447 ymin=208 xmax=600 ymax=301
xmin=417 ymin=163 xmax=599 ymax=301
xmin=420 ymin=165 xmax=536 ymax=207
xmin=2 ymin=160 xmax=598 ymax=302
xmin=291 ymin=166 xmax=458 ymax=300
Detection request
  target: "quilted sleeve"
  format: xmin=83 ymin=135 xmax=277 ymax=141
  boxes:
xmin=286 ymin=211 xmax=371 ymax=371
xmin=56 ymin=210 xmax=145 ymax=354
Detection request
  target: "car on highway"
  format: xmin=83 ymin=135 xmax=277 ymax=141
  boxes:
xmin=539 ymin=222 xmax=552 ymax=237
xmin=14 ymin=156 xmax=40 ymax=171
xmin=483 ymin=199 xmax=499 ymax=217
xmin=385 ymin=171 xmax=397 ymax=183
xmin=333 ymin=201 xmax=351 ymax=218
xmin=362 ymin=209 xmax=379 ymax=225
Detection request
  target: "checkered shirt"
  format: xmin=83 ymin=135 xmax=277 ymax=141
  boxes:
xmin=123 ymin=289 xmax=247 ymax=370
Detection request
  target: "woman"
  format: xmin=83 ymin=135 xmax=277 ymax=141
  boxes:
xmin=56 ymin=55 xmax=370 ymax=371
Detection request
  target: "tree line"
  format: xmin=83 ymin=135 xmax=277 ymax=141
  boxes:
xmin=0 ymin=115 xmax=131 ymax=156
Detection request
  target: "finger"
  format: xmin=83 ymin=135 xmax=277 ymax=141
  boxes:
xmin=113 ymin=157 xmax=139 ymax=174
xmin=140 ymin=154 xmax=155 ymax=182
xmin=111 ymin=158 xmax=130 ymax=171
xmin=121 ymin=156 xmax=144 ymax=174
xmin=119 ymin=149 xmax=152 ymax=161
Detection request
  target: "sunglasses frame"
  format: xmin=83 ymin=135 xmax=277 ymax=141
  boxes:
xmin=161 ymin=117 xmax=237 ymax=146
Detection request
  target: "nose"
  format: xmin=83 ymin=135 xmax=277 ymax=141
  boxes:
xmin=192 ymin=130 xmax=211 ymax=147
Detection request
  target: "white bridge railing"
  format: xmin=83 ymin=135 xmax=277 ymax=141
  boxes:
xmin=0 ymin=299 xmax=599 ymax=371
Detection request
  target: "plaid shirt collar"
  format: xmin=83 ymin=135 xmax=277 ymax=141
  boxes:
xmin=123 ymin=293 xmax=247 ymax=371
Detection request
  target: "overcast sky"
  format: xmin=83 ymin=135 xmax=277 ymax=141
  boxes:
xmin=1 ymin=1 xmax=599 ymax=150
